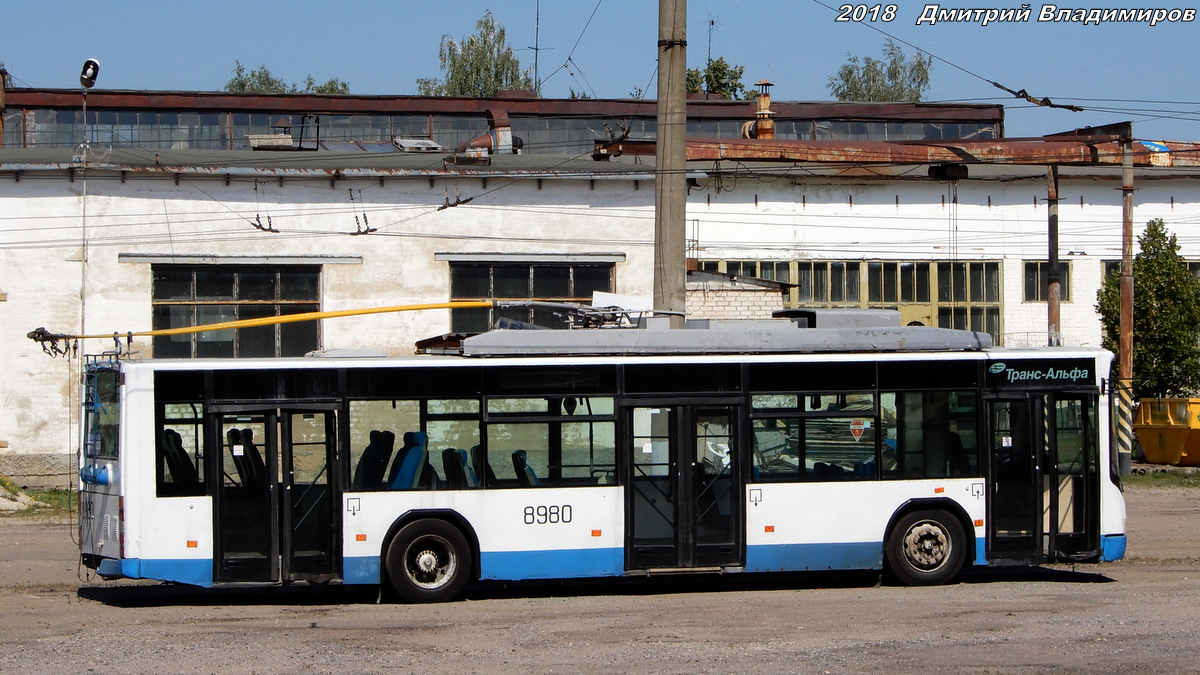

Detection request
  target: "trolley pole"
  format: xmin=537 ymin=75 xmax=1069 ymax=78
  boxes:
xmin=1118 ymin=133 xmax=1135 ymax=476
xmin=653 ymin=0 xmax=688 ymax=328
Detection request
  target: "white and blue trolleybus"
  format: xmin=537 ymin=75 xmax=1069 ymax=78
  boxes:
xmin=78 ymin=312 xmax=1126 ymax=601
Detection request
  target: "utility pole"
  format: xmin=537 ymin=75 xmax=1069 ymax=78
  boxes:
xmin=1046 ymin=165 xmax=1061 ymax=346
xmin=1118 ymin=131 xmax=1135 ymax=476
xmin=654 ymin=0 xmax=687 ymax=327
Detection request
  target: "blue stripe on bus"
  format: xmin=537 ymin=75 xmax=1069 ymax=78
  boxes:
xmin=345 ymin=548 xmax=627 ymax=585
xmin=745 ymin=542 xmax=883 ymax=572
xmin=96 ymin=558 xmax=126 ymax=578
xmin=480 ymin=548 xmax=625 ymax=580
xmin=975 ymin=538 xmax=987 ymax=566
xmin=96 ymin=557 xmax=213 ymax=586
xmin=110 ymin=535 xmax=1122 ymax=588
xmin=343 ymin=556 xmax=381 ymax=585
xmin=1101 ymin=534 xmax=1127 ymax=561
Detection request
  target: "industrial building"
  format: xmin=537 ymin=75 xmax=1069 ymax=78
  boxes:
xmin=2 ymin=85 xmax=1198 ymax=485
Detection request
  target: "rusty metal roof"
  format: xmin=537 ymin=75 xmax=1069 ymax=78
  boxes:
xmin=0 ymin=147 xmax=662 ymax=179
xmin=683 ymin=137 xmax=1200 ymax=167
xmin=5 ymin=135 xmax=1200 ymax=180
xmin=2 ymin=88 xmax=1005 ymax=123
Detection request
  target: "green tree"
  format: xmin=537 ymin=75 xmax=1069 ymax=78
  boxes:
xmin=224 ymin=61 xmax=349 ymax=94
xmin=1096 ymin=219 xmax=1200 ymax=398
xmin=827 ymin=39 xmax=932 ymax=102
xmin=300 ymin=75 xmax=350 ymax=95
xmin=686 ymin=57 xmax=747 ymax=100
xmin=416 ymin=11 xmax=534 ymax=97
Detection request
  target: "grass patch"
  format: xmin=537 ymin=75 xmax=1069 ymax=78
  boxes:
xmin=1123 ymin=469 xmax=1200 ymax=489
xmin=25 ymin=488 xmax=76 ymax=514
xmin=0 ymin=474 xmax=22 ymax=495
xmin=0 ymin=475 xmax=75 ymax=519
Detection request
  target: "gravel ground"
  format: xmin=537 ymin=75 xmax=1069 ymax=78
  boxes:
xmin=1 ymin=483 xmax=1197 ymax=674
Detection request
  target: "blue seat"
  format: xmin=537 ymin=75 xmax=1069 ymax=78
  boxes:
xmin=442 ymin=447 xmax=480 ymax=489
xmin=457 ymin=448 xmax=479 ymax=488
xmin=390 ymin=432 xmax=428 ymax=490
xmin=511 ymin=449 xmax=541 ymax=487
xmin=385 ymin=432 xmax=418 ymax=488
xmin=474 ymin=446 xmax=498 ymax=486
xmin=352 ymin=430 xmax=395 ymax=491
xmin=442 ymin=448 xmax=465 ymax=489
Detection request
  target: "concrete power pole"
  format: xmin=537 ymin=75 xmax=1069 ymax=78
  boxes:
xmin=1047 ymin=165 xmax=1061 ymax=347
xmin=654 ymin=0 xmax=687 ymax=328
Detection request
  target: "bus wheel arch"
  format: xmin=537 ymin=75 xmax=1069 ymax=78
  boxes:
xmin=885 ymin=502 xmax=971 ymax=586
xmin=382 ymin=511 xmax=478 ymax=603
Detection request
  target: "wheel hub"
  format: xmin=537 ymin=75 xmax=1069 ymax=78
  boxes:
xmin=905 ymin=523 xmax=948 ymax=568
xmin=415 ymin=550 xmax=439 ymax=574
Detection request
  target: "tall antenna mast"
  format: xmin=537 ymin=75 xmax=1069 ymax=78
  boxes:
xmin=533 ymin=0 xmax=541 ymax=94
xmin=706 ymin=18 xmax=714 ymax=93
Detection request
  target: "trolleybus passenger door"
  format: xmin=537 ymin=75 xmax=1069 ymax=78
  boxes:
xmin=987 ymin=394 xmax=1101 ymax=563
xmin=1041 ymin=394 xmax=1101 ymax=560
xmin=625 ymin=404 xmax=742 ymax=570
xmin=213 ymin=411 xmax=277 ymax=582
xmin=212 ymin=407 xmax=339 ymax=583
xmin=280 ymin=409 xmax=338 ymax=580
xmin=987 ymin=397 xmax=1042 ymax=560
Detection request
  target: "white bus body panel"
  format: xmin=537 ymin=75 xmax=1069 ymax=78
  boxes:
xmin=342 ymin=487 xmax=624 ymax=584
xmin=745 ymin=479 xmax=987 ymax=571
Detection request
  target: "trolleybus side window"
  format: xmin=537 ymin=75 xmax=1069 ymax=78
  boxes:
xmin=151 ymin=371 xmax=207 ymax=497
xmin=348 ymin=399 xmax=483 ymax=491
xmin=750 ymin=392 xmax=879 ymax=481
xmin=485 ymin=396 xmax=617 ymax=487
xmin=750 ymin=390 xmax=982 ymax=482
xmin=426 ymin=399 xmax=485 ymax=490
xmin=156 ymin=402 xmax=206 ymax=497
xmin=879 ymin=391 xmax=980 ymax=479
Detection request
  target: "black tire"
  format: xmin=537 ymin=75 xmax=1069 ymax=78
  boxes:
xmin=385 ymin=519 xmax=472 ymax=603
xmin=887 ymin=509 xmax=966 ymax=586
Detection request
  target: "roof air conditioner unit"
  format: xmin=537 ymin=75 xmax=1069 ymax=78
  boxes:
xmin=393 ymin=137 xmax=445 ymax=153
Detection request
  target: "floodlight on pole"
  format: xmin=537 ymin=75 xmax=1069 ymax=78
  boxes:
xmin=80 ymin=59 xmax=100 ymax=89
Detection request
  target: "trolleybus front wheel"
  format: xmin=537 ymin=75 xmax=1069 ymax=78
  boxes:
xmin=385 ymin=519 xmax=472 ymax=603
xmin=887 ymin=510 xmax=965 ymax=586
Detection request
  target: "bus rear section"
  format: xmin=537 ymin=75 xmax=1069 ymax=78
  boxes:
xmin=79 ymin=360 xmax=125 ymax=577
xmin=80 ymin=361 xmax=341 ymax=587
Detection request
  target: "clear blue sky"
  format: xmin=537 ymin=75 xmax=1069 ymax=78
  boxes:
xmin=3 ymin=0 xmax=1198 ymax=141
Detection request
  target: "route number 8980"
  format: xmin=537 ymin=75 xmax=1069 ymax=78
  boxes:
xmin=836 ymin=4 xmax=897 ymax=22
xmin=523 ymin=504 xmax=572 ymax=525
